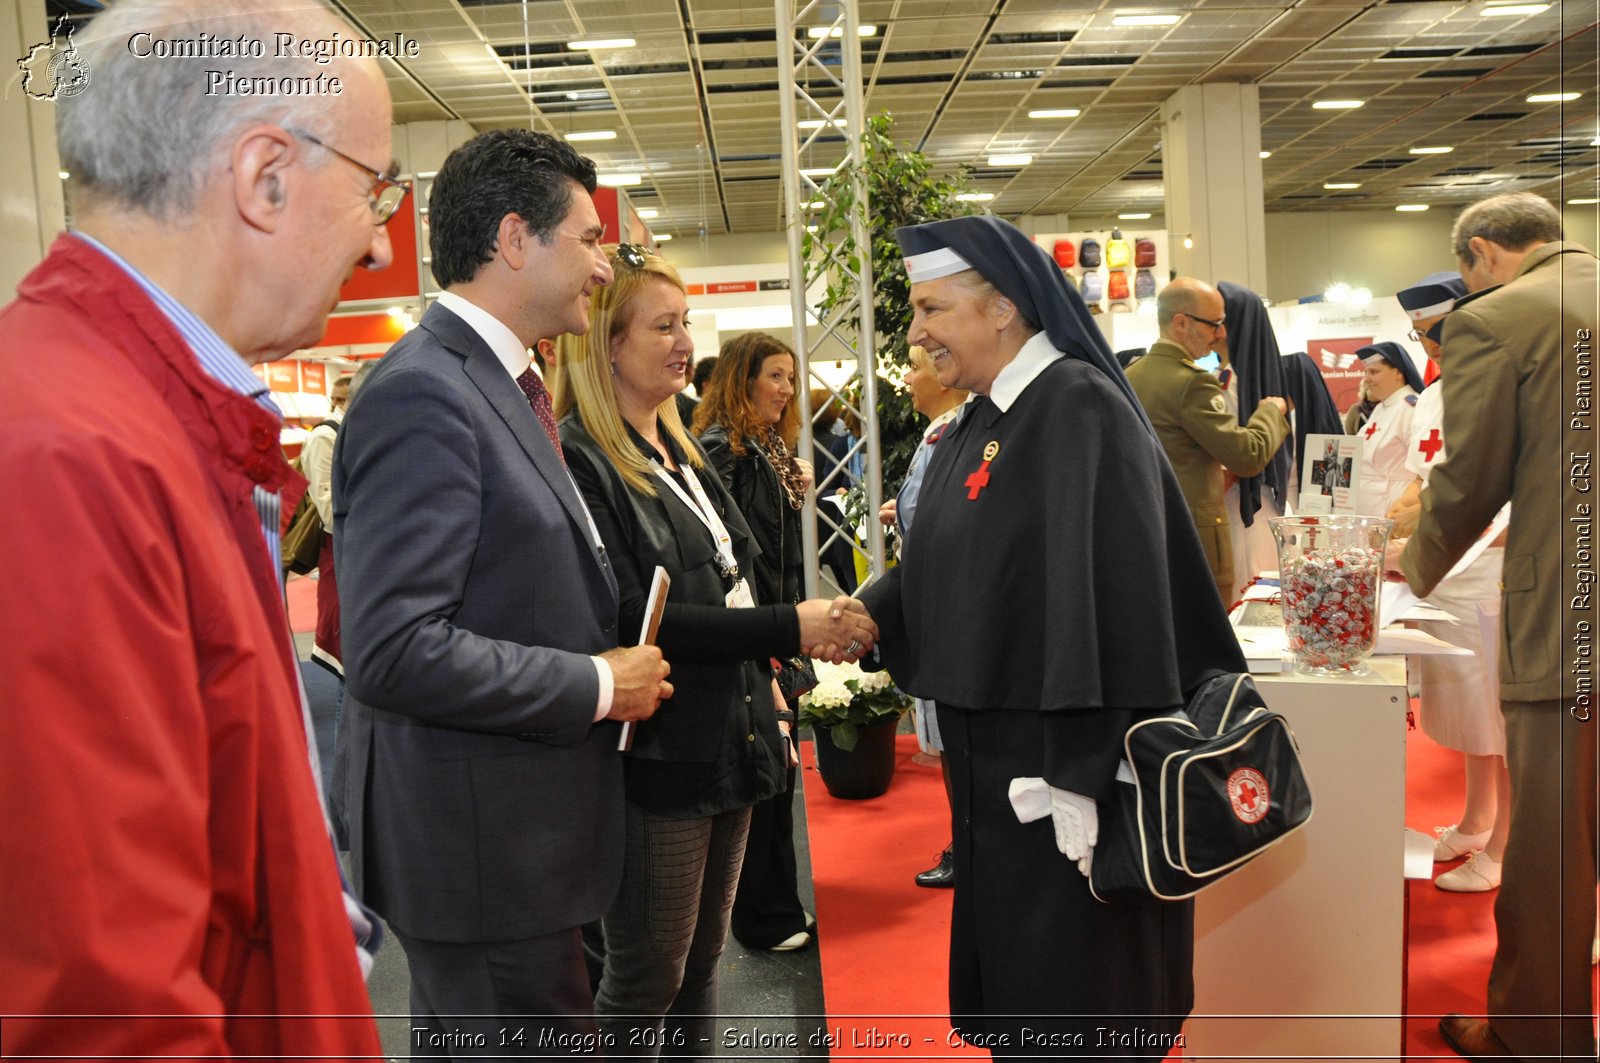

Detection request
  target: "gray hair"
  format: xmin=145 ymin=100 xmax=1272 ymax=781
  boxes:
xmin=58 ymin=0 xmax=354 ymax=219
xmin=1451 ymin=192 xmax=1563 ymax=266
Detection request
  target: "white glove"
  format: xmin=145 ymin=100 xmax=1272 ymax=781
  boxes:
xmin=1008 ymin=778 xmax=1098 ymax=878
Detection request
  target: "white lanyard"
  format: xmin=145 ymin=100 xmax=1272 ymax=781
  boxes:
xmin=653 ymin=461 xmax=743 ymax=588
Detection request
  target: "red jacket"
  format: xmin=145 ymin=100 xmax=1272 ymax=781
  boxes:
xmin=0 ymin=235 xmax=381 ymax=1058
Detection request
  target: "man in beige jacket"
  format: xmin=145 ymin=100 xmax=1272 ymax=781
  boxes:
xmin=1396 ymin=191 xmax=1598 ymax=1062
xmin=1127 ymin=277 xmax=1289 ymax=605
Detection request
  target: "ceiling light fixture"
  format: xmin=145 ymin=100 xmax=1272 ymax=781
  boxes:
xmin=1395 ymin=204 xmax=1430 ymax=212
xmin=1481 ymin=3 xmax=1551 ymax=15
xmin=807 ymin=25 xmax=877 ymax=38
xmin=1118 ymin=212 xmax=1152 ymax=219
xmin=652 ymin=233 xmax=673 ymax=243
xmin=1408 ymin=145 xmax=1453 ymax=155
xmin=1259 ymin=150 xmax=1272 ymax=159
xmin=1324 ymin=181 xmax=1362 ymax=189
xmin=798 ymin=117 xmax=848 ymax=129
xmin=1113 ymin=14 xmax=1182 ymax=27
xmin=955 ymin=192 xmax=996 ymax=202
xmin=58 ymin=170 xmax=69 ymax=180
xmin=1028 ymin=108 xmax=1081 ymax=119
xmin=804 ymin=200 xmax=827 ymax=209
xmin=800 ymin=166 xmax=839 ymax=177
xmin=564 ymin=130 xmax=617 ymax=142
xmin=1312 ymin=99 xmax=1365 ymax=110
xmin=635 ymin=208 xmax=659 ymax=219
xmin=597 ymin=172 xmax=643 ymax=187
xmin=1527 ymin=91 xmax=1582 ymax=103
xmin=986 ymin=153 xmax=1033 ymax=167
xmin=567 ymin=38 xmax=636 ymax=50
xmin=1569 ymin=198 xmax=1600 ymax=205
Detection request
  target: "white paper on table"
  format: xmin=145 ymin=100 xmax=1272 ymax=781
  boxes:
xmin=1385 ymin=505 xmax=1510 ymax=625
xmin=1373 ymin=626 xmax=1473 ymax=655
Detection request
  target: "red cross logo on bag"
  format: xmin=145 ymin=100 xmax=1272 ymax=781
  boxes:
xmin=1227 ymin=767 xmax=1271 ymax=824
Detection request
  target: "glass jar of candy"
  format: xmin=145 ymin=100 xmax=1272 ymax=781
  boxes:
xmin=1269 ymin=515 xmax=1394 ymax=678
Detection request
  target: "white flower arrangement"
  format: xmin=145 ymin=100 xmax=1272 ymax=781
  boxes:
xmin=798 ymin=658 xmax=912 ymax=751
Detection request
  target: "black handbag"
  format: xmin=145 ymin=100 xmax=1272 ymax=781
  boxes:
xmin=773 ymin=655 xmax=819 ymax=702
xmin=1089 ymin=673 xmax=1314 ymax=902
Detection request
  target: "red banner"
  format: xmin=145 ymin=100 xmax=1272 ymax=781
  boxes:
xmin=299 ymin=361 xmax=327 ymax=395
xmin=1307 ymin=336 xmax=1373 ymax=414
xmin=266 ymin=361 xmax=300 ymax=393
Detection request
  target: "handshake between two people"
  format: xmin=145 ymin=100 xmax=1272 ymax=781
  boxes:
xmin=597 ymin=595 xmax=881 ymax=724
xmin=796 ymin=595 xmax=879 ymax=665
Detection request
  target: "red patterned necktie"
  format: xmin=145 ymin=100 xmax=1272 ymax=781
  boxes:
xmin=516 ymin=366 xmax=564 ymax=462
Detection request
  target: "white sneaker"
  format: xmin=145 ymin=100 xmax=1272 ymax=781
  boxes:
xmin=1436 ymin=850 xmax=1502 ymax=892
xmin=1433 ymin=824 xmax=1492 ymax=862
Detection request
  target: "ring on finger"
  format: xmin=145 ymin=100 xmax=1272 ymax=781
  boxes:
xmin=845 ymin=639 xmax=863 ymax=655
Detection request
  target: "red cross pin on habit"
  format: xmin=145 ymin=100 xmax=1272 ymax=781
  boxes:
xmin=1417 ymin=428 xmax=1443 ymax=463
xmin=1364 ymin=420 xmax=1380 ymax=440
xmin=965 ymin=440 xmax=1000 ymax=500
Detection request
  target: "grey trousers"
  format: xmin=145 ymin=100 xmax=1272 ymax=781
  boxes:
xmin=595 ymin=801 xmax=752 ymax=1059
xmin=1488 ymin=698 xmax=1598 ymax=1060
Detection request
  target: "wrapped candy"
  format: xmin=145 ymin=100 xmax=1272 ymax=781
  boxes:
xmin=1270 ymin=517 xmax=1394 ymax=678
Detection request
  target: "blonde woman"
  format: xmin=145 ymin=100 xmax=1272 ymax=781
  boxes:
xmin=552 ymin=245 xmax=873 ymax=1054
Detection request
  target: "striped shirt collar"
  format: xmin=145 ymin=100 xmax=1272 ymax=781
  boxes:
xmin=69 ymin=231 xmax=280 ymax=416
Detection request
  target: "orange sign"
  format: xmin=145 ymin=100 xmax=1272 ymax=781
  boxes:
xmin=266 ymin=361 xmax=300 ymax=393
xmin=300 ymin=361 xmax=327 ymax=395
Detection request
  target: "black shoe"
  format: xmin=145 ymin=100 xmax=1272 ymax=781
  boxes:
xmin=915 ymin=846 xmax=954 ymax=888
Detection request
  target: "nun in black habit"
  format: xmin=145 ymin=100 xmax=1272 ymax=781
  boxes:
xmin=856 ymin=216 xmax=1245 ymax=1060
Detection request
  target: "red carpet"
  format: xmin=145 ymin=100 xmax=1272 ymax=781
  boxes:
xmin=804 ymin=726 xmax=1595 ymax=1061
xmin=286 ymin=572 xmax=317 ymax=633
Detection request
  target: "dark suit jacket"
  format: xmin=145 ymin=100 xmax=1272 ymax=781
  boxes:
xmin=332 ymin=302 xmax=623 ymax=944
xmin=1402 ymin=241 xmax=1599 ymax=702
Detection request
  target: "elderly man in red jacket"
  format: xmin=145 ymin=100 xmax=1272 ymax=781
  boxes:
xmin=0 ymin=0 xmax=397 ymax=1056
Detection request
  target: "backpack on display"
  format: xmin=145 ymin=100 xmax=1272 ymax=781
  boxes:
xmin=1105 ymin=227 xmax=1132 ymax=269
xmin=1135 ymin=236 xmax=1157 ymax=268
xmin=1053 ymin=239 xmax=1076 ymax=269
xmin=1079 ymin=237 xmax=1102 ymax=269
xmin=1135 ymin=267 xmax=1157 ymax=300
xmin=1107 ymin=268 xmax=1131 ymax=301
xmin=1080 ymin=270 xmax=1104 ymax=303
xmin=281 ymin=419 xmax=339 ymax=575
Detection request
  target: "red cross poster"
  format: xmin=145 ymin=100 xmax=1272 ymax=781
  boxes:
xmin=1297 ymin=433 xmax=1362 ymax=515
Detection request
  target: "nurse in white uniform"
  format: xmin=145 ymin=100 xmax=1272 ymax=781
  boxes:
xmin=1386 ymin=274 xmax=1509 ymax=893
xmin=1354 ymin=340 xmax=1423 ymax=517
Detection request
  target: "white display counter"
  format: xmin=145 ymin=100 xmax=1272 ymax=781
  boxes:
xmin=1185 ymin=657 xmax=1409 ymax=1062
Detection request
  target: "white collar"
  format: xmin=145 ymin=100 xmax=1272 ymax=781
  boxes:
xmin=435 ymin=290 xmax=535 ymax=380
xmin=1379 ymin=385 xmax=1416 ymax=410
xmin=986 ymin=331 xmax=1064 ymax=413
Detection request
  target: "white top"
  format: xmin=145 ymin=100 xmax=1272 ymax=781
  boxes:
xmin=1356 ymin=385 xmax=1417 ymax=516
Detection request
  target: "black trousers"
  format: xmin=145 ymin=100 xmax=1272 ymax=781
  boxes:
xmin=729 ymin=762 xmax=807 ymax=948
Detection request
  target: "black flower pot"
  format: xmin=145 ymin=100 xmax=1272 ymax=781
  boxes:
xmin=812 ymin=717 xmax=898 ymax=800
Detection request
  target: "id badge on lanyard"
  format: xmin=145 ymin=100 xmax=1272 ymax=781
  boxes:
xmin=653 ymin=462 xmax=758 ymax=608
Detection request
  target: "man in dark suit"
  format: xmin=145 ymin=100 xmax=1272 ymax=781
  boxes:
xmin=334 ymin=130 xmax=672 ymax=1055
xmin=1394 ymin=191 xmax=1598 ymax=1062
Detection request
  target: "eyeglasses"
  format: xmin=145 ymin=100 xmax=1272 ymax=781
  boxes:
xmin=292 ymin=130 xmax=409 ymax=225
xmin=1406 ymin=328 xmax=1425 ymax=342
xmin=1181 ymin=311 xmax=1226 ymax=332
xmin=615 ymin=243 xmax=649 ymax=269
